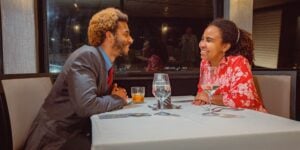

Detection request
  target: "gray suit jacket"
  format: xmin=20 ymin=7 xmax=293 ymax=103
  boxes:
xmin=24 ymin=45 xmax=126 ymax=150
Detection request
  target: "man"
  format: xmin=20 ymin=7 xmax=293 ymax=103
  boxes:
xmin=24 ymin=8 xmax=133 ymax=150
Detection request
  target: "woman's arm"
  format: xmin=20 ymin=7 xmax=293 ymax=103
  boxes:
xmin=193 ymin=60 xmax=224 ymax=106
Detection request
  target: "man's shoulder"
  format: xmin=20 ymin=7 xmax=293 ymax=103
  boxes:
xmin=75 ymin=45 xmax=98 ymax=54
xmin=66 ymin=45 xmax=101 ymax=63
xmin=69 ymin=45 xmax=101 ymax=58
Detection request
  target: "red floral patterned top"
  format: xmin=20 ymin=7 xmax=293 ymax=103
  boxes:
xmin=197 ymin=55 xmax=267 ymax=112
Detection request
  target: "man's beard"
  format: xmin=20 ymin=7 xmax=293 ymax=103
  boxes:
xmin=112 ymin=36 xmax=128 ymax=56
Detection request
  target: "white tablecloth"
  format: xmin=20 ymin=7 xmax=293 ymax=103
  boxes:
xmin=91 ymin=96 xmax=300 ymax=150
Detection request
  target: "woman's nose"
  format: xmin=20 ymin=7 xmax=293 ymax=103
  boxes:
xmin=199 ymin=41 xmax=205 ymax=49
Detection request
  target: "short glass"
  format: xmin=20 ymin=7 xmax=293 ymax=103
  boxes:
xmin=131 ymin=86 xmax=145 ymax=103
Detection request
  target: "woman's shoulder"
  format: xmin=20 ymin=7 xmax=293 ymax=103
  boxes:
xmin=227 ymin=55 xmax=249 ymax=65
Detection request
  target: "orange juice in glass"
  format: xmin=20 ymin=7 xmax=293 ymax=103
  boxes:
xmin=131 ymin=87 xmax=145 ymax=103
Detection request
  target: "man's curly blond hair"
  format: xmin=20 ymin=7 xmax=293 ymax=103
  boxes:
xmin=88 ymin=8 xmax=128 ymax=46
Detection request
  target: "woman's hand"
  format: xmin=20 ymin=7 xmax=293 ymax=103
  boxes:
xmin=111 ymin=83 xmax=128 ymax=102
xmin=193 ymin=92 xmax=209 ymax=105
xmin=193 ymin=92 xmax=224 ymax=106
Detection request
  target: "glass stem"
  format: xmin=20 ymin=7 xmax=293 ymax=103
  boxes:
xmin=160 ymin=98 xmax=164 ymax=110
xmin=157 ymin=98 xmax=161 ymax=109
xmin=208 ymin=94 xmax=212 ymax=113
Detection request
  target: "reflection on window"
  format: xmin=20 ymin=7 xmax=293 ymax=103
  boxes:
xmin=46 ymin=0 xmax=213 ymax=73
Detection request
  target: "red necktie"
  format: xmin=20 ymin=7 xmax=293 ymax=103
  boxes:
xmin=107 ymin=68 xmax=114 ymax=87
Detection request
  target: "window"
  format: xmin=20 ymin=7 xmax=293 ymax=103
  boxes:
xmin=44 ymin=0 xmax=214 ymax=74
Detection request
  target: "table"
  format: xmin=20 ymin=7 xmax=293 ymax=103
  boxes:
xmin=91 ymin=96 xmax=300 ymax=150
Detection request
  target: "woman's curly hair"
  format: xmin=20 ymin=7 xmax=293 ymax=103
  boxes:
xmin=88 ymin=8 xmax=128 ymax=46
xmin=209 ymin=19 xmax=254 ymax=65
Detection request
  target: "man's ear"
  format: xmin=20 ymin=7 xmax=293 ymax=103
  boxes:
xmin=222 ymin=43 xmax=231 ymax=53
xmin=105 ymin=31 xmax=114 ymax=41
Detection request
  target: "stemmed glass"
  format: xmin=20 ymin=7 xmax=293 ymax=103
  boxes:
xmin=200 ymin=66 xmax=219 ymax=116
xmin=152 ymin=73 xmax=171 ymax=115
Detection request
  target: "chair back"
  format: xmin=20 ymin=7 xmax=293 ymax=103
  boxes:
xmin=1 ymin=74 xmax=52 ymax=150
xmin=253 ymin=70 xmax=297 ymax=119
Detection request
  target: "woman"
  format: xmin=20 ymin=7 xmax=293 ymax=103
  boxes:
xmin=193 ymin=19 xmax=266 ymax=112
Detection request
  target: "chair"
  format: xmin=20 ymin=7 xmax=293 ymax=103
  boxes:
xmin=0 ymin=74 xmax=53 ymax=150
xmin=253 ymin=70 xmax=297 ymax=119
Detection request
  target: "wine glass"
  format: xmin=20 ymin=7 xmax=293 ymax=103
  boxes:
xmin=200 ymin=66 xmax=219 ymax=116
xmin=152 ymin=73 xmax=171 ymax=115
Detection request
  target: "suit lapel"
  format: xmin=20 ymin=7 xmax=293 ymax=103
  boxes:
xmin=94 ymin=47 xmax=110 ymax=94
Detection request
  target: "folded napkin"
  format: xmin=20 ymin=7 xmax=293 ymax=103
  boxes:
xmin=163 ymin=96 xmax=172 ymax=108
xmin=153 ymin=97 xmax=181 ymax=109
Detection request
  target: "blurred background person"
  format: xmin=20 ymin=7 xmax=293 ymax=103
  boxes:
xmin=166 ymin=34 xmax=177 ymax=62
xmin=179 ymin=27 xmax=199 ymax=67
xmin=137 ymin=38 xmax=168 ymax=72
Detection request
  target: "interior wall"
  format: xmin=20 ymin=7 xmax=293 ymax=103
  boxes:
xmin=1 ymin=0 xmax=37 ymax=74
xmin=224 ymin=0 xmax=253 ymax=33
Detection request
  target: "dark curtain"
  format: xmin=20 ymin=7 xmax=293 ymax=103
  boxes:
xmin=0 ymin=0 xmax=3 ymax=75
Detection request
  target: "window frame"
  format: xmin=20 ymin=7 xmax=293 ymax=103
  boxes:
xmin=37 ymin=0 xmax=224 ymax=75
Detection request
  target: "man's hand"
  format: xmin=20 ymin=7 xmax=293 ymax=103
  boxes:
xmin=111 ymin=83 xmax=128 ymax=102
